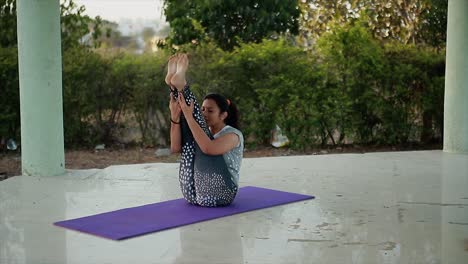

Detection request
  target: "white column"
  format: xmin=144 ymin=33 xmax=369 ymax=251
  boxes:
xmin=17 ymin=0 xmax=65 ymax=176
xmin=444 ymin=0 xmax=468 ymax=153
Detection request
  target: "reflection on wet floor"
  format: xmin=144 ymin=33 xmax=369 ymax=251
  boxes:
xmin=0 ymin=151 xmax=467 ymax=263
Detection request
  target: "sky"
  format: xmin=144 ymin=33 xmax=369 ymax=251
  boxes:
xmin=74 ymin=0 xmax=166 ymax=22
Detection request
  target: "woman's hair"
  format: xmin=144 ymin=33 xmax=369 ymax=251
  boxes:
xmin=203 ymin=93 xmax=240 ymax=129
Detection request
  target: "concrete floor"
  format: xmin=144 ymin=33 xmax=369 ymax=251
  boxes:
xmin=0 ymin=150 xmax=467 ymax=264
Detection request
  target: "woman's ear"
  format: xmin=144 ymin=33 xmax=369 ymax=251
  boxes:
xmin=221 ymin=111 xmax=228 ymax=121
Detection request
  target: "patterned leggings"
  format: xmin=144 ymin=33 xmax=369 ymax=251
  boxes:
xmin=173 ymin=86 xmax=238 ymax=207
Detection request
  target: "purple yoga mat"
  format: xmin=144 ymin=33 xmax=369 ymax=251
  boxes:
xmin=54 ymin=186 xmax=314 ymax=240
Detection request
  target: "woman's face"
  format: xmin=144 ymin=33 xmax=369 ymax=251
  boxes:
xmin=202 ymin=99 xmax=226 ymax=127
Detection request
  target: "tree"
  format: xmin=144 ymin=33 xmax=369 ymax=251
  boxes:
xmin=0 ymin=0 xmax=16 ymax=47
xmin=299 ymin=0 xmax=447 ymax=48
xmin=419 ymin=0 xmax=447 ymax=49
xmin=0 ymin=0 xmax=104 ymax=49
xmin=163 ymin=0 xmax=301 ymax=50
xmin=298 ymin=0 xmax=363 ymax=48
xmin=0 ymin=46 xmax=19 ymax=142
xmin=317 ymin=20 xmax=385 ymax=144
xmin=0 ymin=0 xmax=105 ymax=145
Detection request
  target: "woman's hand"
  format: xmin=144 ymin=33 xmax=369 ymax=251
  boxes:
xmin=169 ymin=93 xmax=181 ymax=122
xmin=178 ymin=92 xmax=194 ymax=118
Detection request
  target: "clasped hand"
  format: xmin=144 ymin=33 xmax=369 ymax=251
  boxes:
xmin=169 ymin=92 xmax=194 ymax=121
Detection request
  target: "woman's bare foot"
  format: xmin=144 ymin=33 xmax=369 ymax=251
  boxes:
xmin=170 ymin=53 xmax=188 ymax=91
xmin=165 ymin=54 xmax=178 ymax=87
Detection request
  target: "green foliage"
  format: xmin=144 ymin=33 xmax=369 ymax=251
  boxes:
xmin=62 ymin=49 xmax=171 ymax=148
xmin=62 ymin=47 xmax=111 ymax=147
xmin=180 ymin=31 xmax=444 ymax=149
xmin=193 ymin=39 xmax=324 ymax=148
xmin=0 ymin=0 xmax=16 ymax=47
xmin=121 ymin=52 xmax=171 ymax=147
xmin=0 ymin=0 xmax=447 ymax=150
xmin=60 ymin=0 xmax=93 ymax=49
xmin=174 ymin=40 xmax=227 ymax=100
xmin=0 ymin=0 xmax=103 ymax=49
xmin=0 ymin=0 xmax=115 ymax=147
xmin=380 ymin=43 xmax=445 ymax=143
xmin=420 ymin=0 xmax=447 ymax=49
xmin=0 ymin=46 xmax=19 ymax=140
xmin=299 ymin=0 xmax=447 ymax=48
xmin=318 ymin=20 xmax=385 ymax=144
xmin=214 ymin=39 xmax=305 ymax=145
xmin=164 ymin=0 xmax=203 ymax=48
xmin=314 ymin=21 xmax=445 ymax=146
xmin=163 ymin=0 xmax=300 ymax=50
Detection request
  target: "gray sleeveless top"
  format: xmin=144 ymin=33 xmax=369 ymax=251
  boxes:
xmin=213 ymin=125 xmax=244 ymax=185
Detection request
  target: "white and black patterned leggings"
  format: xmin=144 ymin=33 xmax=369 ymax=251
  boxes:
xmin=173 ymin=86 xmax=238 ymax=207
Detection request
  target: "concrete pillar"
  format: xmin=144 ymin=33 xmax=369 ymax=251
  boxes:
xmin=444 ymin=0 xmax=468 ymax=153
xmin=17 ymin=0 xmax=65 ymax=176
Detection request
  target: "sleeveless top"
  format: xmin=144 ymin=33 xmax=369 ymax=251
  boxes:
xmin=213 ymin=125 xmax=244 ymax=185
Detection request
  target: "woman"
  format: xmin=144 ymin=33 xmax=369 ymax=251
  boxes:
xmin=166 ymin=54 xmax=244 ymax=207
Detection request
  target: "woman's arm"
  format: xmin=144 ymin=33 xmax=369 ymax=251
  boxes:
xmin=185 ymin=114 xmax=239 ymax=155
xmin=178 ymin=93 xmax=239 ymax=155
xmin=169 ymin=94 xmax=182 ymax=153
xmin=170 ymin=121 xmax=182 ymax=153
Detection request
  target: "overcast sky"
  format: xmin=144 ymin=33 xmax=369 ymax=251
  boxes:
xmin=74 ymin=0 xmax=166 ymax=22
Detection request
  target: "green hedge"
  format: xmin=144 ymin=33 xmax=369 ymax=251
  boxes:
xmin=0 ymin=23 xmax=445 ymax=150
xmin=0 ymin=47 xmax=19 ymax=142
xmin=62 ymin=47 xmax=171 ymax=147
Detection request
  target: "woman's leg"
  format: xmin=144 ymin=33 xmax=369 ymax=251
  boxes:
xmin=193 ymin=148 xmax=238 ymax=207
xmin=178 ymin=86 xmax=238 ymax=207
xmin=169 ymin=54 xmax=237 ymax=206
xmin=166 ymin=55 xmax=202 ymax=204
xmin=176 ymin=85 xmax=210 ymax=205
